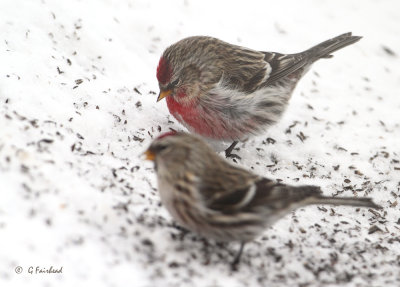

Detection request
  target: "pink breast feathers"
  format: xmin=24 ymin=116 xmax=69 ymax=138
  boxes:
xmin=166 ymin=95 xmax=235 ymax=140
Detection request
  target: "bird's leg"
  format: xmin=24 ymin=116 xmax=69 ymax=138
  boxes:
xmin=225 ymin=141 xmax=241 ymax=159
xmin=201 ymin=238 xmax=211 ymax=265
xmin=231 ymin=242 xmax=245 ymax=270
xmin=170 ymin=222 xmax=190 ymax=239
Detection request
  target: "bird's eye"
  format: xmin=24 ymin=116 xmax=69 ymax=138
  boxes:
xmin=169 ymin=79 xmax=180 ymax=88
xmin=154 ymin=144 xmax=168 ymax=153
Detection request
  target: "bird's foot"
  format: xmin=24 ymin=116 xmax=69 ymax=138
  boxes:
xmin=225 ymin=141 xmax=241 ymax=160
xmin=225 ymin=151 xmax=241 ymax=160
xmin=230 ymin=242 xmax=245 ymax=271
xmin=170 ymin=222 xmax=190 ymax=239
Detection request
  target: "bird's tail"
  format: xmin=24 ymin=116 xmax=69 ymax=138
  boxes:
xmin=292 ymin=185 xmax=381 ymax=210
xmin=305 ymin=32 xmax=362 ymax=61
xmin=312 ymin=195 xmax=381 ymax=209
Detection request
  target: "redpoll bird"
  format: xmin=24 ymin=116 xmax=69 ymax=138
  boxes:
xmin=145 ymin=132 xmax=381 ymax=267
xmin=156 ymin=33 xmax=361 ymax=157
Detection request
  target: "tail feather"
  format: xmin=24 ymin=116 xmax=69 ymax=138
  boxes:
xmin=291 ymin=185 xmax=381 ymax=210
xmin=306 ymin=32 xmax=362 ymax=61
xmin=312 ymin=195 xmax=381 ymax=210
xmin=261 ymin=32 xmax=361 ymax=86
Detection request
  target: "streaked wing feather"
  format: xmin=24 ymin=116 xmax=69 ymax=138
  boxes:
xmin=198 ymin=162 xmax=260 ymax=213
xmin=205 ymin=178 xmax=275 ymax=213
xmin=206 ymin=177 xmax=323 ymax=214
xmin=262 ymin=52 xmax=308 ymax=86
xmin=221 ymin=47 xmax=270 ymax=93
xmin=221 ymin=49 xmax=308 ymax=92
xmin=249 ymin=179 xmax=322 ymax=210
xmin=207 ymin=184 xmax=257 ymax=213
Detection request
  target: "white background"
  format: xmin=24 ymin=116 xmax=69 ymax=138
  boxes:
xmin=1 ymin=0 xmax=399 ymax=286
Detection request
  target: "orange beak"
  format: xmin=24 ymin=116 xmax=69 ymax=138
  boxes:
xmin=144 ymin=149 xmax=155 ymax=161
xmin=157 ymin=90 xmax=172 ymax=102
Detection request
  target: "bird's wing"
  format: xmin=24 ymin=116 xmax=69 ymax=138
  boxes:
xmin=205 ymin=177 xmax=322 ymax=213
xmin=217 ymin=47 xmax=270 ymax=93
xmin=249 ymin=179 xmax=322 ymax=210
xmin=261 ymin=52 xmax=309 ymax=86
xmin=219 ymin=48 xmax=308 ymax=93
xmin=206 ymin=182 xmax=259 ymax=213
xmin=197 ymin=162 xmax=260 ymax=212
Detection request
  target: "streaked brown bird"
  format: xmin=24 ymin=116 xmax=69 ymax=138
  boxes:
xmin=145 ymin=132 xmax=381 ymax=268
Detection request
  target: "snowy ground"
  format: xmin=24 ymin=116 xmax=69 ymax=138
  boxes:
xmin=1 ymin=0 xmax=400 ymax=286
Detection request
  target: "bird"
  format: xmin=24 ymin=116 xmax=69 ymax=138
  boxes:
xmin=156 ymin=33 xmax=362 ymax=158
xmin=144 ymin=131 xmax=381 ymax=268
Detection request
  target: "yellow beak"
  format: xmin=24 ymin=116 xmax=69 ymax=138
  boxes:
xmin=144 ymin=150 xmax=155 ymax=161
xmin=157 ymin=90 xmax=172 ymax=102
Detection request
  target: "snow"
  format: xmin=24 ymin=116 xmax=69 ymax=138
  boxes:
xmin=1 ymin=0 xmax=400 ymax=286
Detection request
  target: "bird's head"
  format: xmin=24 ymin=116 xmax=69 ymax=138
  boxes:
xmin=144 ymin=131 xmax=191 ymax=172
xmin=156 ymin=38 xmax=210 ymax=105
xmin=144 ymin=131 xmax=217 ymax=176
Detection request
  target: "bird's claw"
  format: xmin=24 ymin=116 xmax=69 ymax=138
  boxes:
xmin=225 ymin=141 xmax=240 ymax=159
xmin=225 ymin=151 xmax=241 ymax=160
